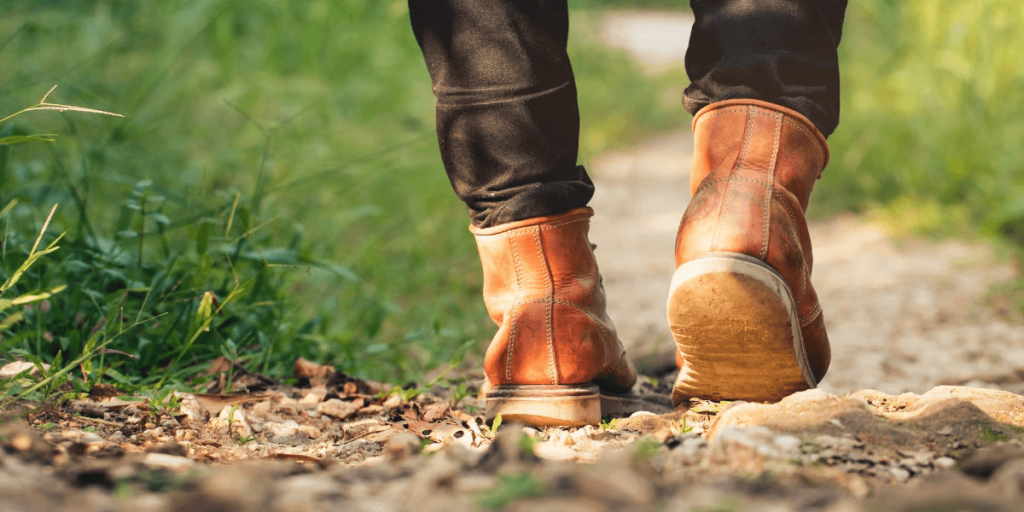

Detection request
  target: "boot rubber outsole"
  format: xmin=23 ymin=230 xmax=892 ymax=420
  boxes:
xmin=667 ymin=252 xmax=816 ymax=404
xmin=485 ymin=384 xmax=601 ymax=427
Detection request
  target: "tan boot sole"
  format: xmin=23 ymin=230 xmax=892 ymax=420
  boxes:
xmin=667 ymin=252 xmax=816 ymax=404
xmin=485 ymin=384 xmax=601 ymax=427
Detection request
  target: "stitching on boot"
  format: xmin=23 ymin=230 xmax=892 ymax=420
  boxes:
xmin=507 ymin=234 xmax=525 ymax=385
xmin=520 ymin=297 xmax=616 ymax=380
xmin=695 ymin=108 xmax=749 ymax=125
xmin=712 ymin=110 xmax=825 ymax=165
xmin=698 ymin=108 xmax=824 ymax=164
xmin=696 ymin=175 xmax=773 ymax=195
xmin=760 ymin=113 xmax=784 ymax=260
xmin=711 ymin=106 xmax=755 ymax=251
xmin=781 ymin=119 xmax=825 ymax=163
xmin=481 ymin=217 xmax=588 ymax=239
xmin=770 ymin=188 xmax=809 ymax=303
xmin=800 ymin=302 xmax=823 ymax=327
xmin=797 ymin=265 xmax=809 ymax=305
xmin=533 ymin=228 xmax=558 ymax=385
xmin=540 ymin=217 xmax=588 ymax=232
xmin=506 ymin=302 xmax=519 ymax=385
xmin=597 ymin=346 xmax=625 ymax=379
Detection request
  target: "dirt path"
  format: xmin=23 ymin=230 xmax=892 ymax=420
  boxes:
xmin=591 ymin=10 xmax=1023 ymax=396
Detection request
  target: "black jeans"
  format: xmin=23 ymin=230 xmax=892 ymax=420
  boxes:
xmin=409 ymin=0 xmax=848 ymax=228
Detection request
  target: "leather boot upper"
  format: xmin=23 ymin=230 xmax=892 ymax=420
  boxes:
xmin=676 ymin=99 xmax=832 ymax=381
xmin=472 ymin=208 xmax=637 ymax=392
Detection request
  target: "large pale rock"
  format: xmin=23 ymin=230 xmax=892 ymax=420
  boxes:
xmin=702 ymin=386 xmax=1024 ymax=479
xmin=852 ymin=386 xmax=1024 ymax=427
xmin=708 ymin=386 xmax=1024 ymax=445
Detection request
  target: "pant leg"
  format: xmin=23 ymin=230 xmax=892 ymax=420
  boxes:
xmin=409 ymin=0 xmax=593 ymax=228
xmin=684 ymin=0 xmax=849 ymax=137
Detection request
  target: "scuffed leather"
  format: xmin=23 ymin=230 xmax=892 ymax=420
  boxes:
xmin=675 ymin=99 xmax=832 ymax=381
xmin=472 ymin=208 xmax=637 ymax=392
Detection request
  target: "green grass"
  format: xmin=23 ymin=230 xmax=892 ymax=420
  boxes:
xmin=820 ymin=0 xmax=1024 ymax=249
xmin=0 ymin=0 xmax=688 ymax=396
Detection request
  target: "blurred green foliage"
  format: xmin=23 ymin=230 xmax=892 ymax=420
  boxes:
xmin=821 ymin=0 xmax=1024 ymax=246
xmin=0 ymin=0 xmax=685 ymax=391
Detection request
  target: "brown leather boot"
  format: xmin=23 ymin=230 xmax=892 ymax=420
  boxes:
xmin=669 ymin=99 xmax=831 ymax=405
xmin=472 ymin=207 xmax=637 ymax=426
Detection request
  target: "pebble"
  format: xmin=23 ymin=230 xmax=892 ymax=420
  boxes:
xmin=142 ymin=452 xmax=196 ymax=471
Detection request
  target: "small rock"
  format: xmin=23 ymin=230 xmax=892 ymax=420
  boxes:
xmin=575 ymin=450 xmax=654 ymax=506
xmin=383 ymin=394 xmax=403 ymax=409
xmin=173 ymin=392 xmax=210 ymax=426
xmin=959 ymin=445 xmax=1024 ymax=479
xmin=317 ymin=399 xmax=360 ymax=420
xmin=890 ymin=466 xmax=911 ymax=483
xmin=146 ymin=440 xmax=188 ymax=457
xmin=668 ymin=434 xmax=709 ymax=466
xmin=385 ymin=432 xmax=422 ymax=461
xmin=0 ymin=361 xmax=49 ymax=380
xmin=142 ymin=452 xmax=195 ymax=471
xmin=935 ymin=457 xmax=957 ymax=469
xmin=936 ymin=426 xmax=954 ymax=436
xmin=711 ymin=426 xmax=802 ymax=464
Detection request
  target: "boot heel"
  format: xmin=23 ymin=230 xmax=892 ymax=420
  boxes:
xmin=667 ymin=252 xmax=816 ymax=404
xmin=485 ymin=384 xmax=601 ymax=427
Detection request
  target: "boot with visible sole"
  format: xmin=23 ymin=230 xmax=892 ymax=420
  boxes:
xmin=473 ymin=208 xmax=637 ymax=426
xmin=670 ymin=99 xmax=832 ymax=405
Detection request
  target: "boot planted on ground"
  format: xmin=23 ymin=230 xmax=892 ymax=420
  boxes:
xmin=669 ymin=99 xmax=832 ymax=405
xmin=473 ymin=208 xmax=637 ymax=426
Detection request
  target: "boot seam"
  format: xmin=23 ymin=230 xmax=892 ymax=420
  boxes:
xmin=760 ymin=112 xmax=784 ymax=261
xmin=696 ymin=108 xmax=826 ymax=167
xmin=800 ymin=302 xmax=823 ymax=327
xmin=506 ymin=233 xmax=526 ymax=385
xmin=771 ymin=188 xmax=809 ymax=304
xmin=697 ymin=175 xmax=773 ymax=195
xmin=532 ymin=228 xmax=558 ymax=385
xmin=711 ymin=106 xmax=755 ymax=251
xmin=694 ymin=108 xmax=749 ymax=125
xmin=797 ymin=266 xmax=809 ymax=305
xmin=476 ymin=217 xmax=589 ymax=240
xmin=520 ymin=297 xmax=615 ymax=381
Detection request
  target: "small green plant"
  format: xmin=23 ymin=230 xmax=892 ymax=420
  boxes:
xmin=449 ymin=380 xmax=473 ymax=409
xmin=227 ymin=404 xmax=239 ymax=431
xmin=675 ymin=417 xmax=693 ymax=434
xmin=143 ymin=388 xmax=182 ymax=422
xmin=631 ymin=436 xmax=664 ymax=462
xmin=599 ymin=418 xmax=619 ymax=431
xmin=693 ymin=401 xmax=729 ymax=414
xmin=236 ymin=434 xmax=258 ymax=446
xmin=481 ymin=413 xmax=502 ymax=439
xmin=477 ymin=472 xmax=546 ymax=510
xmin=979 ymin=426 xmax=1011 ymax=443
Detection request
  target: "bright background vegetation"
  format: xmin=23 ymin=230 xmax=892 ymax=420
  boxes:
xmin=0 ymin=0 xmax=1021 ymax=396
